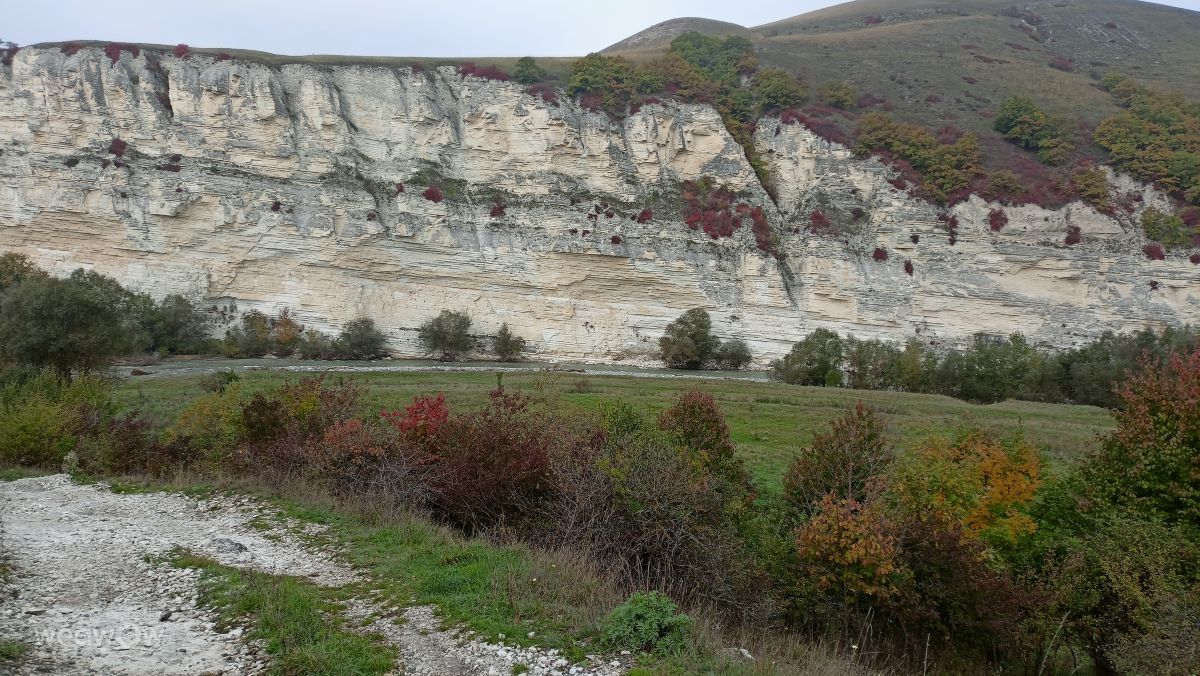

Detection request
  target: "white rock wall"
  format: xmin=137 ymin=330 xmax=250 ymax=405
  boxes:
xmin=1 ymin=47 xmax=1196 ymax=363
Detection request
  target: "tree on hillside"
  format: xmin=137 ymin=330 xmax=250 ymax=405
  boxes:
xmin=751 ymin=67 xmax=808 ymax=115
xmin=659 ymin=308 xmax=721 ymax=370
xmin=513 ymin=56 xmax=546 ymax=84
xmin=0 ymin=274 xmax=140 ymax=377
xmin=419 ymin=310 xmax=474 ymax=361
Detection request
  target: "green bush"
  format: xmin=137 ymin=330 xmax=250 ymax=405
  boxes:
xmin=223 ymin=311 xmax=272 ymax=357
xmin=166 ymin=384 xmax=246 ymax=464
xmin=993 ymin=96 xmax=1075 ymax=164
xmin=770 ymin=328 xmax=844 ymax=386
xmin=713 ymin=338 xmax=752 ymax=370
xmin=418 ymin=310 xmax=474 ymax=361
xmin=199 ymin=370 xmax=240 ymax=394
xmin=512 ymin=56 xmax=546 ymax=84
xmin=1140 ymin=207 xmax=1192 ymax=248
xmin=0 ymin=369 xmax=115 ymax=467
xmin=602 ymin=591 xmax=692 ymax=655
xmin=0 ymin=273 xmax=143 ymax=376
xmin=336 ymin=318 xmax=387 ymax=360
xmin=491 ymin=323 xmax=526 ymax=362
xmin=1038 ymin=515 xmax=1200 ymax=674
xmin=751 ymin=67 xmax=807 ymax=114
xmin=658 ymin=309 xmax=720 ymax=370
xmin=818 ymin=80 xmax=856 ymax=109
xmin=783 ymin=402 xmax=894 ymax=515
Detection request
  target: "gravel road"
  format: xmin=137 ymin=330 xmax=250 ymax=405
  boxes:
xmin=0 ymin=475 xmax=624 ymax=675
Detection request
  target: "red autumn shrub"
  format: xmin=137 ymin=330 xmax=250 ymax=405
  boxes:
xmin=682 ymin=178 xmax=746 ymax=240
xmin=936 ymin=125 xmax=965 ymax=144
xmin=61 ymin=42 xmax=83 ymax=56
xmin=1181 ymin=208 xmax=1200 ymax=228
xmin=1049 ymin=56 xmax=1075 ymax=72
xmin=383 ymin=393 xmax=449 ymax=438
xmin=749 ymin=206 xmax=774 ymax=254
xmin=911 ymin=233 xmax=920 ymax=244
xmin=873 ymin=247 xmax=888 ymax=262
xmin=1149 ymin=280 xmax=1159 ymax=290
xmin=157 ymin=163 xmax=181 ymax=172
xmin=888 ymin=177 xmax=908 ymax=190
xmin=925 ymin=94 xmax=943 ymax=104
xmin=904 ymin=260 xmax=914 ymax=275
xmin=215 ymin=52 xmax=231 ymax=62
xmin=795 ymin=495 xmax=903 ymax=603
xmin=856 ymin=93 xmax=886 ymax=108
xmin=611 ymin=235 xmax=623 ymax=244
xmin=489 ymin=202 xmax=506 ymax=218
xmin=104 ymin=42 xmax=139 ymax=65
xmin=1191 ymin=253 xmax=1200 ymax=265
xmin=458 ymin=62 xmax=510 ymax=81
xmin=581 ymin=229 xmax=590 ymax=237
xmin=865 ymin=15 xmax=884 ymax=25
xmin=366 ymin=211 xmax=377 ymax=221
xmin=1065 ymin=225 xmax=1082 ymax=245
xmin=988 ymin=208 xmax=1009 ymax=232
xmin=394 ymin=182 xmax=404 ymax=195
xmin=526 ymin=82 xmax=557 ymax=104
xmin=579 ymin=91 xmax=603 ymax=112
xmin=172 ymin=44 xmax=191 ymax=59
xmin=422 ymin=186 xmax=444 ymax=203
xmin=604 ymin=209 xmax=615 ymax=219
xmin=635 ymin=208 xmax=653 ymax=224
xmin=810 ymin=210 xmax=830 ymax=229
xmin=108 ymin=138 xmax=128 ymax=157
xmin=422 ymin=388 xmax=554 ymax=529
xmin=1144 ymin=243 xmax=1165 ymax=260
xmin=270 ymin=201 xmax=282 ymax=212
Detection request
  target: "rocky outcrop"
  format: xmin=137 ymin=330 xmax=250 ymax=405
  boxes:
xmin=1 ymin=47 xmax=1195 ymax=363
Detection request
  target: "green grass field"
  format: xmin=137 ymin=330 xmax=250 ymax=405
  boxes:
xmin=115 ymin=367 xmax=1114 ymax=491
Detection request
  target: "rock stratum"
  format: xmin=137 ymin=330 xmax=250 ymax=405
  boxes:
xmin=1 ymin=47 xmax=1196 ymax=363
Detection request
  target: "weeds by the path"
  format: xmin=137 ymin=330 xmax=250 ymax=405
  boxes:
xmin=168 ymin=549 xmax=397 ymax=675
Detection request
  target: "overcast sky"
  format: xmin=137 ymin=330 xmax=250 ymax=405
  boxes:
xmin=7 ymin=0 xmax=1199 ymax=58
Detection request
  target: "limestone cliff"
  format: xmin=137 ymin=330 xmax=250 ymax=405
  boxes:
xmin=1 ymin=47 xmax=1196 ymax=363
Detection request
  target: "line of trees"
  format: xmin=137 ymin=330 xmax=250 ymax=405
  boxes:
xmin=770 ymin=326 xmax=1198 ymax=407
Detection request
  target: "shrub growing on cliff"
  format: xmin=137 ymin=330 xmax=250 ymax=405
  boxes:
xmin=0 ymin=252 xmax=46 ymax=293
xmin=1141 ymin=208 xmax=1192 ymax=248
xmin=988 ymin=208 xmax=1009 ymax=232
xmin=658 ymin=309 xmax=720 ymax=370
xmin=422 ymin=186 xmax=444 ymax=203
xmin=491 ymin=323 xmax=526 ymax=362
xmin=418 ymin=310 xmax=473 ymax=361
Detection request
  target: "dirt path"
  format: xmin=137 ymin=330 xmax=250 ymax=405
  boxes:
xmin=0 ymin=475 xmax=623 ymax=675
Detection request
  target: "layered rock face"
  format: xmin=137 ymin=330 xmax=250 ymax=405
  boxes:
xmin=1 ymin=47 xmax=1195 ymax=363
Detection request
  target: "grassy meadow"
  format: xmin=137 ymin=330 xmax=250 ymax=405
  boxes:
xmin=114 ymin=365 xmax=1114 ymax=491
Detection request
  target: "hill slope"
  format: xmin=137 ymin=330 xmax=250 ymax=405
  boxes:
xmin=605 ymin=0 xmax=1200 ymax=152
